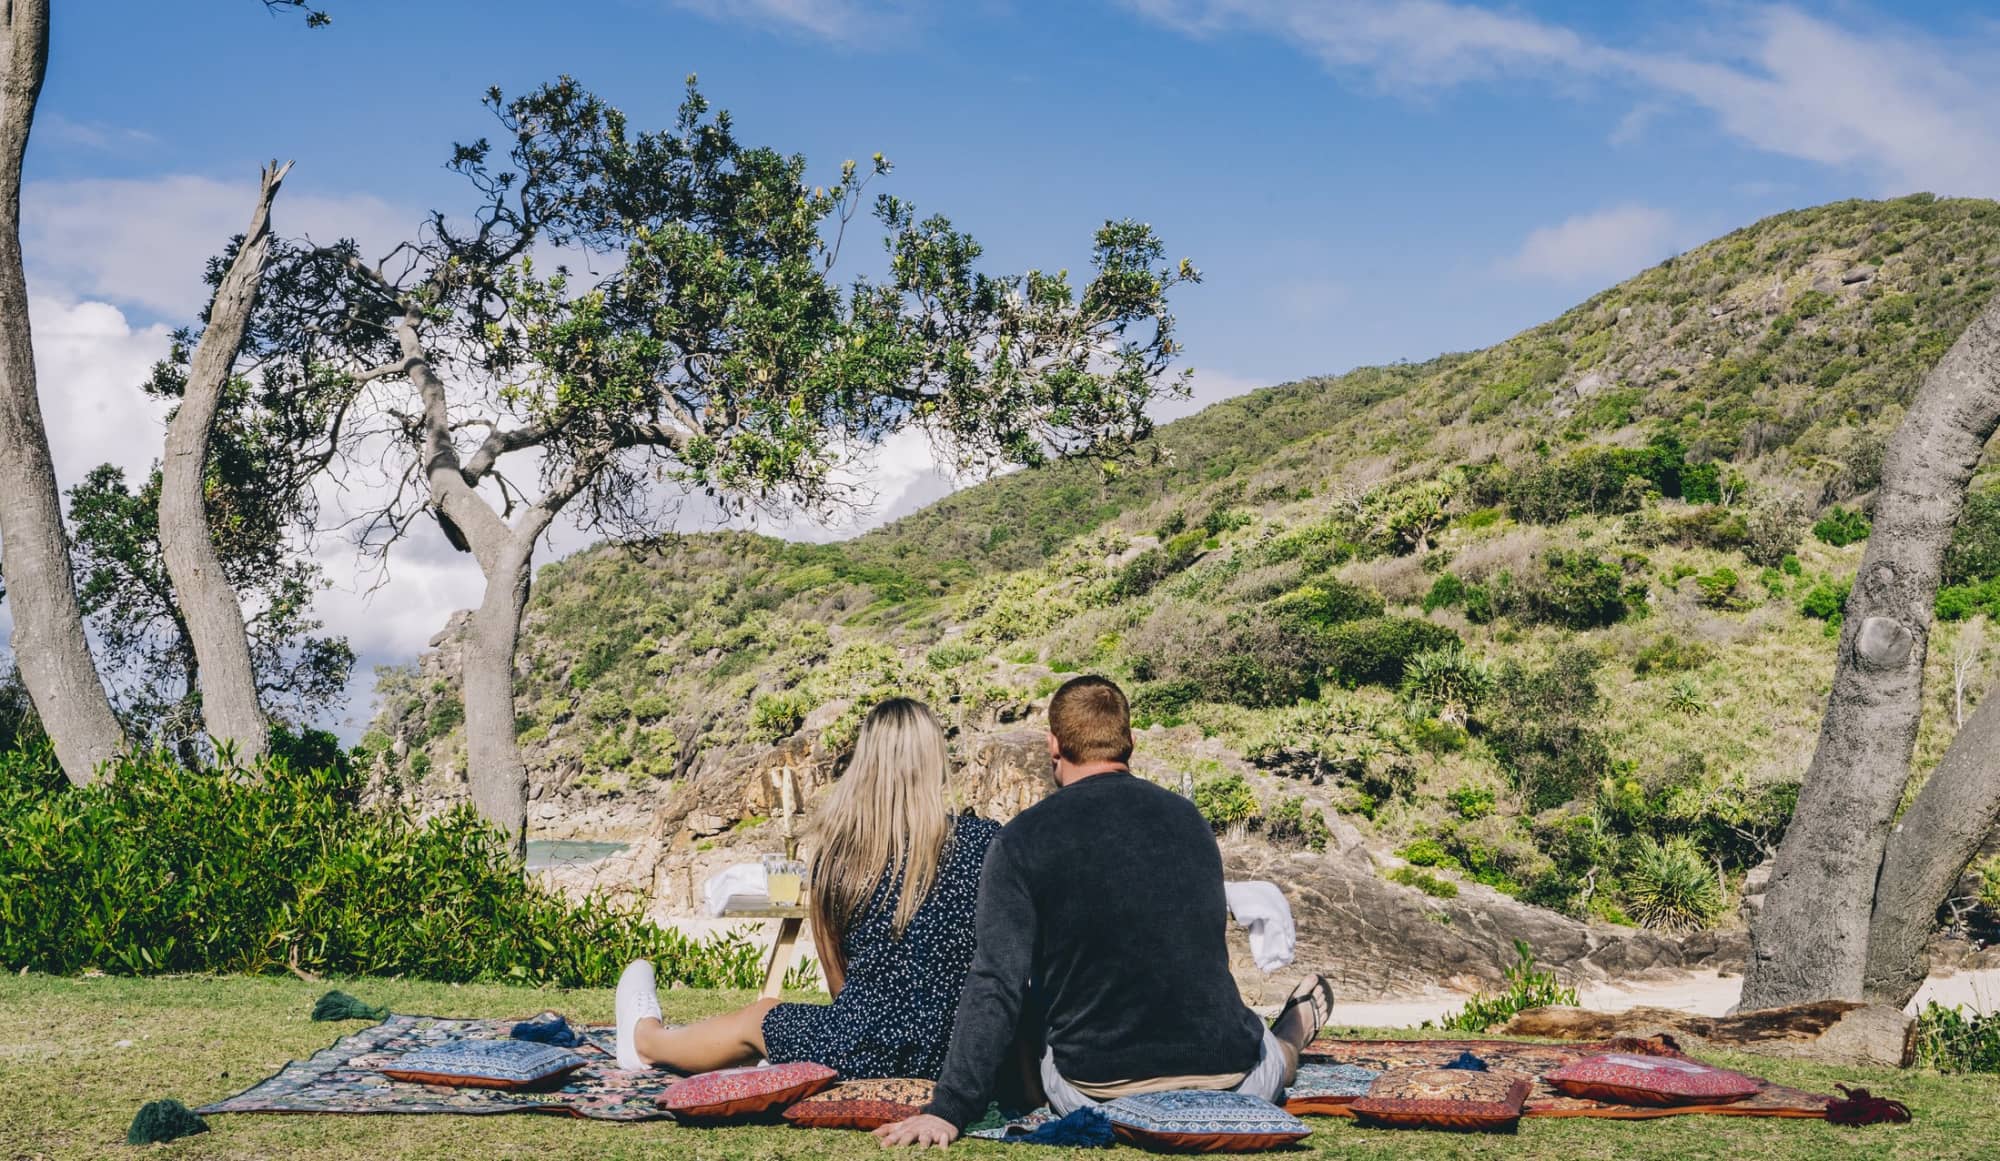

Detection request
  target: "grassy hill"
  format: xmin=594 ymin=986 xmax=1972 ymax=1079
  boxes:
xmin=370 ymin=193 xmax=2000 ymax=938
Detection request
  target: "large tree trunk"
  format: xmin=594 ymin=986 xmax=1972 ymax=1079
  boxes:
xmin=463 ymin=543 xmax=533 ymax=859
xmin=158 ymin=161 xmax=290 ymax=764
xmin=1744 ymin=294 xmax=2000 ymax=1009
xmin=1864 ymin=684 xmax=2000 ymax=1006
xmin=0 ymin=0 xmax=125 ymax=783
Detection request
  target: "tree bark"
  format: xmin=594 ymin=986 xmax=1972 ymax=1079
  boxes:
xmin=463 ymin=542 xmax=532 ymax=858
xmin=158 ymin=161 xmax=290 ymax=764
xmin=1743 ymin=294 xmax=2000 ymax=1009
xmin=1864 ymin=684 xmax=2000 ymax=1007
xmin=0 ymin=0 xmax=125 ymax=783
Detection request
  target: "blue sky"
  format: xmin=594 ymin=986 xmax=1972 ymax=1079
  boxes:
xmin=13 ymin=0 xmax=2000 ymax=733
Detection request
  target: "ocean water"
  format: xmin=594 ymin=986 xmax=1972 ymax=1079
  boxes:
xmin=524 ymin=839 xmax=628 ymax=871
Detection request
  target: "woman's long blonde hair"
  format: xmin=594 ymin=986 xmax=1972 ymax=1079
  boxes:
xmin=807 ymin=698 xmax=954 ymax=975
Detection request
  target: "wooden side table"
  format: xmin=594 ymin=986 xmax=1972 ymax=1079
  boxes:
xmin=718 ymin=902 xmax=809 ymax=999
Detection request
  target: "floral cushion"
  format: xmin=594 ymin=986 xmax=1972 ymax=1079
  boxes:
xmin=1347 ymin=1067 xmax=1530 ymax=1131
xmin=1284 ymin=1062 xmax=1382 ymax=1115
xmin=1101 ymin=1090 xmax=1312 ymax=1153
xmin=782 ymin=1078 xmax=935 ymax=1130
xmin=1544 ymin=1053 xmax=1761 ymax=1107
xmin=658 ymin=1061 xmax=838 ymax=1121
xmin=378 ymin=1039 xmax=587 ymax=1089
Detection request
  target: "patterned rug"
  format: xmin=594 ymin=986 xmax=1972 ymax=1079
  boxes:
xmin=1291 ymin=1037 xmax=1835 ymax=1120
xmin=197 ymin=1012 xmax=683 ymax=1122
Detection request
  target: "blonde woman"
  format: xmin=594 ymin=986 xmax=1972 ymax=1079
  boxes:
xmin=616 ymin=698 xmax=999 ymax=1078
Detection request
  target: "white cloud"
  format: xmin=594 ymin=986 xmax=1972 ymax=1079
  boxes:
xmin=30 ymin=297 xmax=175 ymax=490
xmin=1497 ymin=204 xmax=1681 ymax=283
xmin=1125 ymin=1 xmax=2000 ymax=196
xmin=668 ymin=0 xmax=920 ymax=46
xmin=22 ymin=174 xmax=411 ymax=319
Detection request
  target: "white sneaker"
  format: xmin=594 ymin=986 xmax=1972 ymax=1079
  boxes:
xmin=615 ymin=959 xmax=662 ymax=1071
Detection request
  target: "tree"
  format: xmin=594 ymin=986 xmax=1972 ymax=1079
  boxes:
xmin=67 ymin=462 xmax=353 ymax=754
xmin=157 ymin=163 xmax=293 ymax=760
xmin=257 ymin=78 xmax=1196 ymax=855
xmin=1743 ymin=292 xmax=2000 ymax=1010
xmin=0 ymin=1 xmax=331 ymax=784
xmin=0 ymin=0 xmax=124 ymax=783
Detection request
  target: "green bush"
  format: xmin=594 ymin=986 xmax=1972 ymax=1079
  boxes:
xmin=925 ymin=641 xmax=986 ymax=671
xmin=1192 ymin=772 xmax=1259 ymax=831
xmin=1268 ymin=579 xmax=1384 ymax=630
xmin=1397 ymin=838 xmax=1457 ymax=868
xmin=1399 ymin=645 xmax=1494 ymax=725
xmin=1937 ymin=576 xmax=2000 ymax=622
xmin=0 ymin=745 xmax=761 ymax=987
xmin=1523 ymin=549 xmax=1628 ymax=628
xmin=1447 ymin=783 xmax=1497 ymax=821
xmin=1800 ymin=575 xmax=1853 ymax=622
xmin=1633 ymin=634 xmax=1711 ymax=676
xmin=1483 ymin=649 xmax=1611 ymax=812
xmin=1421 ymin=572 xmax=1466 ymax=612
xmin=1505 ymin=432 xmax=1700 ymax=524
xmin=1317 ymin=616 xmax=1460 ymax=686
xmin=1267 ymin=796 xmax=1331 ymax=853
xmin=1112 ymin=530 xmax=1206 ymax=598
xmin=1130 ymin=679 xmax=1203 ymax=728
xmin=1694 ymin=566 xmax=1740 ymax=608
xmin=1913 ymin=1003 xmax=2000 ymax=1073
xmin=1812 ymin=505 xmax=1871 ymax=547
xmin=1621 ymin=836 xmax=1724 ymax=934
xmin=1945 ymin=487 xmax=2000 ymax=586
xmin=1387 ymin=866 xmax=1458 ymax=899
xmin=1438 ymin=940 xmax=1578 ymax=1032
xmin=749 ymin=690 xmax=811 ymax=740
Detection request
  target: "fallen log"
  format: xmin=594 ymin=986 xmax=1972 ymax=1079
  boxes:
xmin=1499 ymin=1001 xmax=1915 ymax=1069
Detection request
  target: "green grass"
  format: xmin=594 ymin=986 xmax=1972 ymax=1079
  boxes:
xmin=4 ymin=975 xmax=1994 ymax=1159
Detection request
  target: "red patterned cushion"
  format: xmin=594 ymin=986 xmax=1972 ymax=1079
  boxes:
xmin=1348 ymin=1068 xmax=1530 ymax=1131
xmin=658 ymin=1062 xmax=837 ymax=1121
xmin=783 ymin=1078 xmax=936 ymax=1130
xmin=1544 ymin=1053 xmax=1761 ymax=1107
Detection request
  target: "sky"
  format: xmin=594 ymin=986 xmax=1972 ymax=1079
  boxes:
xmin=9 ymin=0 xmax=2000 ymax=738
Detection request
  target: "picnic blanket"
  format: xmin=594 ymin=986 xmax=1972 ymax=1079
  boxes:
xmin=1291 ymin=1037 xmax=1835 ymax=1120
xmin=197 ymin=1012 xmax=681 ymax=1122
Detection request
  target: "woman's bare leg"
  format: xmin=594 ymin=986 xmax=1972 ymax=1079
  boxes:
xmin=632 ymin=997 xmax=780 ymax=1072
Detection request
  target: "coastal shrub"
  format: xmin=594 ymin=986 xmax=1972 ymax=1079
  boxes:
xmin=925 ymin=641 xmax=985 ymax=671
xmin=1266 ymin=796 xmax=1331 ymax=853
xmin=1399 ymin=645 xmax=1494 ymax=726
xmin=1945 ymin=486 xmax=2000 ymax=586
xmin=749 ymin=690 xmax=811 ymax=740
xmin=1421 ymin=572 xmax=1465 ymax=612
xmin=1129 ymin=679 xmax=1203 ymax=728
xmin=1633 ymin=634 xmax=1711 ymax=676
xmin=1800 ymin=575 xmax=1853 ymax=623
xmin=1387 ymin=866 xmax=1458 ymax=899
xmin=1112 ymin=530 xmax=1206 ymax=598
xmin=1694 ymin=566 xmax=1740 ymax=608
xmin=1620 ymin=836 xmax=1724 ymax=934
xmin=1437 ymin=941 xmax=1577 ymax=1033
xmin=1315 ymin=616 xmax=1460 ymax=686
xmin=1192 ymin=772 xmax=1259 ymax=831
xmin=0 ymin=743 xmax=761 ymax=987
xmin=1483 ymin=649 xmax=1611 ymax=812
xmin=1447 ymin=783 xmax=1497 ymax=821
xmin=1503 ymin=433 xmax=1698 ymax=524
xmin=1522 ymin=549 xmax=1628 ymax=628
xmin=1937 ymin=576 xmax=2000 ymax=622
xmin=1812 ymin=504 xmax=1871 ymax=547
xmin=1267 ymin=579 xmax=1384 ymax=630
xmin=1744 ymin=496 xmax=1810 ymax=567
xmin=1913 ymin=1003 xmax=2000 ymax=1074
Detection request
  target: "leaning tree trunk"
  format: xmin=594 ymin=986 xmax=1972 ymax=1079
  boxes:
xmin=0 ymin=0 xmax=125 ymax=783
xmin=1864 ymin=685 xmax=2000 ymax=1007
xmin=462 ymin=543 xmax=534 ymax=858
xmin=1743 ymin=294 xmax=2000 ymax=1010
xmin=158 ymin=161 xmax=291 ymax=764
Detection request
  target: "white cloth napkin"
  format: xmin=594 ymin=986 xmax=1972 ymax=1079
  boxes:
xmin=1224 ymin=880 xmax=1297 ymax=972
xmin=702 ymin=862 xmax=769 ymax=916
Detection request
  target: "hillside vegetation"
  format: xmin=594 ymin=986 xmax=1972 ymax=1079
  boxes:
xmin=371 ymin=194 xmax=2000 ymax=940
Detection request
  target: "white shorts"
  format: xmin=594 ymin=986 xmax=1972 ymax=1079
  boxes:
xmin=1039 ymin=1028 xmax=1289 ymax=1114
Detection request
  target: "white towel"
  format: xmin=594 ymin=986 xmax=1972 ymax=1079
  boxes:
xmin=702 ymin=862 xmax=769 ymax=917
xmin=1224 ymin=880 xmax=1296 ymax=972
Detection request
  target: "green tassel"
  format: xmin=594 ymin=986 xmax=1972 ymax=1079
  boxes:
xmin=126 ymin=1099 xmax=208 ymax=1145
xmin=310 ymin=989 xmax=388 ymax=1022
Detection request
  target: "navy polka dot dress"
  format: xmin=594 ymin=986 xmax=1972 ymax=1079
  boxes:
xmin=762 ymin=813 xmax=999 ymax=1079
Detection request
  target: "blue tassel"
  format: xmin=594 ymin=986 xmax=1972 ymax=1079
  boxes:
xmin=1441 ymin=1051 xmax=1488 ymax=1071
xmin=510 ymin=1014 xmax=582 ymax=1047
xmin=1009 ymin=1107 xmax=1114 ymax=1147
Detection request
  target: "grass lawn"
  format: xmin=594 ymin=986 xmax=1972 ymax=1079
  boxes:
xmin=2 ymin=973 xmax=1994 ymax=1160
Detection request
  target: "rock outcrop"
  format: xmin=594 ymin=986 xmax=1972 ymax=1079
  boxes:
xmin=1500 ymin=1001 xmax=1917 ymax=1069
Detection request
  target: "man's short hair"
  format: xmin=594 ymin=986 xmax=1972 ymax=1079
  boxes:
xmin=1048 ymin=676 xmax=1133 ymax=765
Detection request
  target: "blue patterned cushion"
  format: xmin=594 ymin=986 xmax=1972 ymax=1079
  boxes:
xmin=380 ymin=1039 xmax=588 ymax=1089
xmin=1286 ymin=1062 xmax=1381 ymax=1112
xmin=1102 ymin=1090 xmax=1311 ymax=1152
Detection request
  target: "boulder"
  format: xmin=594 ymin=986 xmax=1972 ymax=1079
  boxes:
xmin=1221 ymin=845 xmax=1685 ymax=1001
xmin=1841 ymin=266 xmax=1875 ymax=285
xmin=952 ymin=729 xmax=1055 ymax=822
xmin=1500 ymin=1001 xmax=1916 ymax=1069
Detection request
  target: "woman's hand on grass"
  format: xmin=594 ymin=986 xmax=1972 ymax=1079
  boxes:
xmin=874 ymin=1113 xmax=958 ymax=1148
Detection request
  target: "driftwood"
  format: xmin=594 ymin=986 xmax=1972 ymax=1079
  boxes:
xmin=1500 ymin=1002 xmax=1916 ymax=1069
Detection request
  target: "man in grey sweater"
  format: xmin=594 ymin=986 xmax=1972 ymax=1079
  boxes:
xmin=877 ymin=676 xmax=1331 ymax=1147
